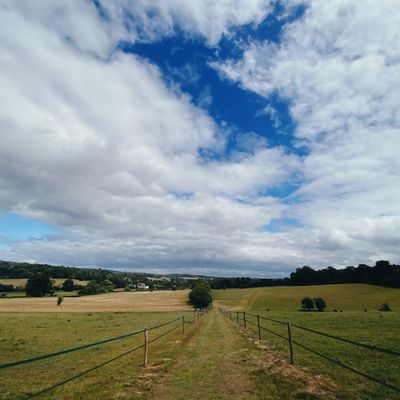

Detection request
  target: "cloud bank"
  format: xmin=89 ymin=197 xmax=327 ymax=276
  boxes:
xmin=0 ymin=1 xmax=399 ymax=275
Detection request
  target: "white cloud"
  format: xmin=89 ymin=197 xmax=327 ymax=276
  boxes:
xmin=0 ymin=1 xmax=298 ymax=274
xmin=213 ymin=0 xmax=400 ymax=267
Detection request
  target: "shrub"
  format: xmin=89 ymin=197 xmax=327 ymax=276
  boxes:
xmin=78 ymin=281 xmax=107 ymax=296
xmin=301 ymin=297 xmax=314 ymax=311
xmin=379 ymin=302 xmax=391 ymax=312
xmin=314 ymin=297 xmax=327 ymax=311
xmin=57 ymin=295 xmax=64 ymax=306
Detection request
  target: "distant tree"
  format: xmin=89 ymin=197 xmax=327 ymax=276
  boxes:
xmin=101 ymin=279 xmax=115 ymax=292
xmin=314 ymin=297 xmax=327 ymax=311
xmin=61 ymin=279 xmax=75 ymax=292
xmin=189 ymin=280 xmax=212 ymax=308
xmin=301 ymin=297 xmax=314 ymax=311
xmin=26 ymin=273 xmax=53 ymax=297
xmin=112 ymin=276 xmax=127 ymax=289
xmin=57 ymin=295 xmax=64 ymax=306
xmin=379 ymin=302 xmax=391 ymax=312
xmin=78 ymin=281 xmax=107 ymax=296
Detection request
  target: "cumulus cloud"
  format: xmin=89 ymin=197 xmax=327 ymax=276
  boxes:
xmin=213 ymin=0 xmax=400 ymax=266
xmin=0 ymin=0 xmax=298 ymax=274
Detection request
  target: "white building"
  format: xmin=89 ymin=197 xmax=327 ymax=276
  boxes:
xmin=136 ymin=283 xmax=149 ymax=291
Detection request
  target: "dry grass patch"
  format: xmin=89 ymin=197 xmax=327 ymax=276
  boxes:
xmin=0 ymin=290 xmax=191 ymax=312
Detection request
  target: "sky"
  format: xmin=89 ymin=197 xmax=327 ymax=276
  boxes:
xmin=0 ymin=0 xmax=399 ymax=277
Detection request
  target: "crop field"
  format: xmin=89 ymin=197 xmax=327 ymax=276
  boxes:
xmin=214 ymin=284 xmax=400 ymax=400
xmin=0 ymin=290 xmax=191 ymax=312
xmin=0 ymin=278 xmax=89 ymax=288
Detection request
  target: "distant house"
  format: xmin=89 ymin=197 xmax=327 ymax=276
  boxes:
xmin=136 ymin=283 xmax=149 ymax=291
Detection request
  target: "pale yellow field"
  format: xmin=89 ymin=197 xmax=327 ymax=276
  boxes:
xmin=0 ymin=278 xmax=89 ymax=288
xmin=0 ymin=289 xmax=191 ymax=312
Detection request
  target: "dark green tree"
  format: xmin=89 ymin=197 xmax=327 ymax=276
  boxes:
xmin=26 ymin=273 xmax=53 ymax=297
xmin=301 ymin=297 xmax=314 ymax=311
xmin=189 ymin=280 xmax=212 ymax=308
xmin=314 ymin=297 xmax=327 ymax=311
xmin=61 ymin=278 xmax=75 ymax=292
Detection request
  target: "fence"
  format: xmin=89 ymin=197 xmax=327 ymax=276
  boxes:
xmin=0 ymin=310 xmax=207 ymax=399
xmin=219 ymin=308 xmax=400 ymax=395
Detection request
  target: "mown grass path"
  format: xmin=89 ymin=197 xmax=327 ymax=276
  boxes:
xmin=152 ymin=311 xmax=336 ymax=400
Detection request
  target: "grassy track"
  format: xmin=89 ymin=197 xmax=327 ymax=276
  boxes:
xmin=153 ymin=311 xmax=337 ymax=400
xmin=213 ymin=284 xmax=400 ymax=400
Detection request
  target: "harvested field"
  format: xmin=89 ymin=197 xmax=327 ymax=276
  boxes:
xmin=0 ymin=290 xmax=191 ymax=312
xmin=0 ymin=278 xmax=89 ymax=288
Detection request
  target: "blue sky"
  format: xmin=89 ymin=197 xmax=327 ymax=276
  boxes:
xmin=0 ymin=1 xmax=399 ymax=276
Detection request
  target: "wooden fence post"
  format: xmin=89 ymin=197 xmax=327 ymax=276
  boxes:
xmin=257 ymin=315 xmax=261 ymax=340
xmin=236 ymin=311 xmax=239 ymax=324
xmin=143 ymin=328 xmax=148 ymax=368
xmin=194 ymin=310 xmax=196 ymax=322
xmin=243 ymin=311 xmax=247 ymax=329
xmin=182 ymin=315 xmax=185 ymax=335
xmin=287 ymin=323 xmax=295 ymax=365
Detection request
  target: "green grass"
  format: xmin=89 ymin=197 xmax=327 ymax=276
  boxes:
xmin=214 ymin=284 xmax=400 ymax=400
xmin=0 ymin=312 xmax=189 ymax=400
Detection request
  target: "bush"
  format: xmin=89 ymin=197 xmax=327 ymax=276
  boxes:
xmin=379 ymin=302 xmax=392 ymax=312
xmin=0 ymin=283 xmax=15 ymax=292
xmin=78 ymin=281 xmax=108 ymax=296
xmin=314 ymin=297 xmax=327 ymax=311
xmin=189 ymin=280 xmax=212 ymax=308
xmin=57 ymin=295 xmax=64 ymax=306
xmin=301 ymin=297 xmax=314 ymax=311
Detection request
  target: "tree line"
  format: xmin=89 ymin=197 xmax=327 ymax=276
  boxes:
xmin=209 ymin=261 xmax=400 ymax=289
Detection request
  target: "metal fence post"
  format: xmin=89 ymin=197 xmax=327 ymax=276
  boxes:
xmin=243 ymin=311 xmax=247 ymax=329
xmin=287 ymin=322 xmax=295 ymax=365
xmin=257 ymin=315 xmax=261 ymax=340
xmin=143 ymin=327 xmax=148 ymax=368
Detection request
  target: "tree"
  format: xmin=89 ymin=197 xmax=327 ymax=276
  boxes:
xmin=61 ymin=279 xmax=75 ymax=292
xmin=57 ymin=295 xmax=64 ymax=306
xmin=314 ymin=297 xmax=327 ymax=311
xmin=78 ymin=281 xmax=107 ymax=296
xmin=301 ymin=297 xmax=314 ymax=311
xmin=189 ymin=280 xmax=212 ymax=308
xmin=26 ymin=273 xmax=53 ymax=297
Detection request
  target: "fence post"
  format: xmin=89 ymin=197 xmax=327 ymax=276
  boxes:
xmin=243 ymin=312 xmax=247 ymax=329
xmin=182 ymin=315 xmax=185 ymax=335
xmin=229 ymin=311 xmax=232 ymax=320
xmin=236 ymin=311 xmax=239 ymax=324
xmin=143 ymin=328 xmax=148 ymax=368
xmin=194 ymin=310 xmax=196 ymax=322
xmin=257 ymin=315 xmax=261 ymax=340
xmin=287 ymin=322 xmax=295 ymax=365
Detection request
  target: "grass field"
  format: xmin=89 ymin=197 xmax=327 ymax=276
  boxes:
xmin=0 ymin=290 xmax=191 ymax=312
xmin=213 ymin=284 xmax=400 ymax=400
xmin=0 ymin=278 xmax=89 ymax=288
xmin=0 ymin=311 xmax=194 ymax=400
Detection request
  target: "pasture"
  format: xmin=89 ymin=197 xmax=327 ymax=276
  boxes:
xmin=214 ymin=284 xmax=400 ymax=400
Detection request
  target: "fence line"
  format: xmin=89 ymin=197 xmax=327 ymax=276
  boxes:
xmin=1 ymin=310 xmax=207 ymax=399
xmin=219 ymin=308 xmax=400 ymax=394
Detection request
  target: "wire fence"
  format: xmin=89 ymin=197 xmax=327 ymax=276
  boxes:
xmin=1 ymin=309 xmax=208 ymax=399
xmin=219 ymin=308 xmax=400 ymax=395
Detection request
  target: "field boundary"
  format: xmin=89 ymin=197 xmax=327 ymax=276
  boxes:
xmin=1 ymin=309 xmax=208 ymax=399
xmin=219 ymin=308 xmax=400 ymax=395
